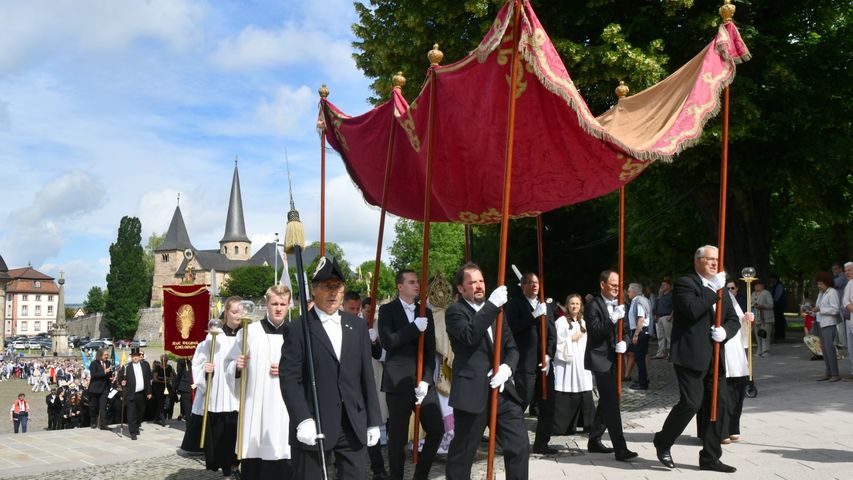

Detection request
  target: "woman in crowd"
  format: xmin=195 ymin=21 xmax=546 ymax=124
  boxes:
xmin=63 ymin=393 xmax=83 ymax=429
xmin=751 ymin=280 xmax=775 ymax=357
xmin=551 ymin=294 xmax=595 ymax=436
xmin=811 ymin=271 xmax=843 ymax=382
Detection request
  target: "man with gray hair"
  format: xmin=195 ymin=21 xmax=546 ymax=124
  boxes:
xmin=626 ymin=283 xmax=651 ymax=390
xmin=653 ymin=245 xmax=741 ymax=473
xmin=841 ymin=262 xmax=853 ymax=380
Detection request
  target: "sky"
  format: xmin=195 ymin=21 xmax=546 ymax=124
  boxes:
xmin=0 ymin=0 xmax=399 ymax=303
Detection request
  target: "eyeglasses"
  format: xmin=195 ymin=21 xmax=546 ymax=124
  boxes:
xmin=727 ymin=287 xmax=736 ymax=291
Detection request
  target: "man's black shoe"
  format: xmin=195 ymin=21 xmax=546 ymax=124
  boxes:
xmin=700 ymin=460 xmax=736 ymax=473
xmin=587 ymin=440 xmax=615 ymax=454
xmin=130 ymin=434 xmax=137 ymax=440
xmin=99 ymin=426 xmax=111 ymax=431
xmin=615 ymin=449 xmax=638 ymax=461
xmin=656 ymin=447 xmax=675 ymax=468
xmin=90 ymin=424 xmax=97 ymax=429
xmin=532 ymin=444 xmax=559 ymax=455
xmin=628 ymin=383 xmax=648 ymax=390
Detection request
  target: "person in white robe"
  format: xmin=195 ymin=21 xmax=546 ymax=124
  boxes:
xmin=720 ymin=285 xmax=754 ymax=443
xmin=552 ymin=294 xmax=595 ymax=435
xmin=227 ymin=285 xmax=292 ymax=480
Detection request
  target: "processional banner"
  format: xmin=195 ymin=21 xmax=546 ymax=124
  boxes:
xmin=162 ymin=284 xmax=210 ymax=357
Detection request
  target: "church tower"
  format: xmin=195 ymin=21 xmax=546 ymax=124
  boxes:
xmin=151 ymin=203 xmax=195 ymax=305
xmin=220 ymin=160 xmax=252 ymax=261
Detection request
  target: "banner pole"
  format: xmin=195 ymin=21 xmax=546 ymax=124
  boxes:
xmin=536 ymin=215 xmax=547 ymax=400
xmin=617 ymin=187 xmax=625 ymax=399
xmin=487 ymin=1 xmax=522 ymax=478
xmin=318 ymin=85 xmax=329 ymax=257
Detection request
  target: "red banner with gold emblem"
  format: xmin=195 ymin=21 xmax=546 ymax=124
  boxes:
xmin=162 ymin=284 xmax=210 ymax=357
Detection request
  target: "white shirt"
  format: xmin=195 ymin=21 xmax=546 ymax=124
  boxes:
xmin=400 ymin=299 xmax=416 ymax=323
xmin=843 ymin=281 xmax=853 ymax=324
xmin=132 ymin=362 xmax=144 ymax=392
xmin=317 ymin=308 xmax=343 ymax=360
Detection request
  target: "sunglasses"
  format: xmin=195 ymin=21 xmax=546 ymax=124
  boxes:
xmin=727 ymin=287 xmax=736 ymax=291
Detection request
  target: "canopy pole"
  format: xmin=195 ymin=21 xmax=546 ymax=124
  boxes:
xmin=366 ymin=73 xmax=405 ymax=329
xmin=712 ymin=0 xmax=737 ymax=422
xmin=318 ymin=85 xmax=329 ymax=257
xmin=413 ymin=44 xmax=444 ymax=465
xmin=487 ymin=1 xmax=522 ymax=478
xmin=464 ymin=225 xmax=472 ymax=262
xmin=536 ymin=215 xmax=547 ymax=399
xmin=614 ymin=81 xmax=629 ymax=400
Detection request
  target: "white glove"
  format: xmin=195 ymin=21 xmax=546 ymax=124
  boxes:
xmin=538 ymin=355 xmax=551 ymax=375
xmin=366 ymin=426 xmax=380 ymax=447
xmin=296 ymin=419 xmax=317 ymax=446
xmin=413 ymin=316 xmax=428 ymax=332
xmin=414 ymin=380 xmax=429 ymax=405
xmin=487 ymin=363 xmax=512 ymax=391
xmin=610 ymin=305 xmax=626 ymax=324
xmin=615 ymin=341 xmax=627 ymax=354
xmin=711 ymin=326 xmax=727 ymax=343
xmin=709 ymin=272 xmax=727 ymax=291
xmin=368 ymin=328 xmax=379 ymax=343
xmin=532 ymin=302 xmax=547 ymax=318
xmin=488 ymin=286 xmax=508 ymax=308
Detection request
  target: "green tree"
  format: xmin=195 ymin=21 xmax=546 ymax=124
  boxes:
xmin=351 ymin=260 xmax=396 ymax=301
xmin=83 ymin=286 xmax=106 ymax=313
xmin=306 ymin=241 xmax=353 ymax=284
xmin=104 ymin=216 xmax=148 ymax=339
xmin=220 ymin=265 xmax=277 ymax=300
xmin=354 ymin=0 xmax=852 ymax=306
xmin=143 ymin=232 xmax=165 ymax=305
xmin=389 ymin=219 xmax=465 ymax=283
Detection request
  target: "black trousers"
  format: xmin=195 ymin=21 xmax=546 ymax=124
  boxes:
xmin=386 ymin=387 xmax=444 ymax=480
xmin=241 ymin=458 xmax=292 ymax=480
xmin=530 ymin=370 xmax=555 ymax=449
xmin=204 ymin=411 xmax=238 ymax=474
xmin=552 ymin=390 xmax=594 ymax=435
xmin=153 ymin=385 xmax=167 ymax=422
xmin=655 ymin=364 xmax=726 ymax=465
xmin=720 ymin=376 xmax=746 ymax=438
xmin=446 ymin=393 xmax=529 ymax=480
xmin=180 ymin=413 xmax=204 ymax=453
xmin=292 ymin=409 xmax=367 ymax=480
xmin=88 ymin=390 xmax=110 ymax=427
xmin=589 ymin=370 xmax=627 ymax=451
xmin=634 ymin=330 xmax=650 ymax=387
xmin=178 ymin=391 xmax=192 ymax=420
xmin=125 ymin=391 xmax=147 ymax=435
xmin=48 ymin=410 xmax=61 ymax=430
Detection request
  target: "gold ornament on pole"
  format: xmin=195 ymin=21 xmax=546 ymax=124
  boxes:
xmin=740 ymin=267 xmax=758 ymax=397
xmin=720 ymin=0 xmax=736 ymax=23
xmin=428 ymin=44 xmax=444 ymax=67
xmin=615 ymin=80 xmax=629 ymax=98
xmin=199 ymin=318 xmax=223 ymax=449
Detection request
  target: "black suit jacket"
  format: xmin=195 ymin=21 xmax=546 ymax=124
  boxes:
xmin=117 ymin=361 xmax=153 ymax=397
xmin=584 ymin=295 xmax=626 ymax=373
xmin=504 ymin=296 xmax=556 ymax=375
xmin=46 ymin=394 xmax=63 ymax=413
xmin=281 ymin=308 xmax=381 ymax=451
xmin=378 ymin=299 xmax=436 ymax=392
xmin=670 ymin=273 xmax=741 ymax=373
xmin=172 ymin=359 xmax=193 ymax=393
xmin=445 ymin=299 xmax=521 ymax=414
xmin=87 ymin=360 xmax=113 ymax=394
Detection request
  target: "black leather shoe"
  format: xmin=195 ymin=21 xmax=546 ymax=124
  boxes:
xmin=628 ymin=382 xmax=648 ymax=390
xmin=615 ymin=449 xmax=638 ymax=461
xmin=533 ymin=444 xmax=559 ymax=455
xmin=99 ymin=426 xmax=111 ymax=431
xmin=700 ymin=460 xmax=736 ymax=473
xmin=588 ymin=440 xmax=615 ymax=454
xmin=656 ymin=447 xmax=675 ymax=468
xmin=131 ymin=434 xmax=137 ymax=440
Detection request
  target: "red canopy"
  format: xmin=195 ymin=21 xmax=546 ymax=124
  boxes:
xmin=321 ymin=0 xmax=750 ymax=224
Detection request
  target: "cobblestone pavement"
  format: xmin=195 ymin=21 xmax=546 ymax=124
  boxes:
xmin=6 ymin=339 xmax=842 ymax=480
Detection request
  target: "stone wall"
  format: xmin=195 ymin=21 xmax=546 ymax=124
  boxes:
xmin=65 ymin=307 xmax=163 ymax=342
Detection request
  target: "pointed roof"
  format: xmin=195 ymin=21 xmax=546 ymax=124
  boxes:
xmin=221 ymin=161 xmax=250 ymax=243
xmin=156 ymin=205 xmax=195 ymax=252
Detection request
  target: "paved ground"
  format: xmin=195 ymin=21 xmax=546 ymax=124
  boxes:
xmin=1 ymin=338 xmax=851 ymax=479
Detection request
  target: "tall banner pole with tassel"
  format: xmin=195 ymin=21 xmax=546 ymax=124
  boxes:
xmin=536 ymin=215 xmax=548 ymax=399
xmin=487 ymin=1 xmax=522 ymax=477
xmin=318 ymin=85 xmax=329 ymax=257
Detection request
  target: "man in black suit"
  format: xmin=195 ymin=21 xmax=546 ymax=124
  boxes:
xmin=46 ymin=388 xmax=63 ymax=430
xmin=504 ymin=271 xmax=557 ymax=454
xmin=378 ymin=270 xmax=444 ymax=480
xmin=584 ymin=270 xmax=638 ymax=461
xmin=653 ymin=245 xmax=741 ymax=473
xmin=118 ymin=348 xmax=152 ymax=440
xmin=87 ymin=348 xmax=113 ymax=429
xmin=281 ymin=256 xmax=382 ymax=480
xmin=445 ymin=262 xmax=529 ymax=480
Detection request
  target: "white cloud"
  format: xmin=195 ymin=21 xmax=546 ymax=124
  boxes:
xmin=40 ymin=259 xmax=107 ymax=304
xmin=9 ymin=171 xmax=106 ymax=227
xmin=204 ymin=84 xmax=315 ymax=137
xmin=0 ymin=0 xmax=207 ymax=73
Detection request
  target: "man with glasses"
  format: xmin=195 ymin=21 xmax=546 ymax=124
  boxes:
xmin=653 ymin=245 xmax=741 ymax=473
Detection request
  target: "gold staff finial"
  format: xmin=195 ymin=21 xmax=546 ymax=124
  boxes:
xmin=318 ymin=84 xmax=329 ymax=99
xmin=615 ymin=80 xmax=629 ymax=98
xmin=392 ymin=72 xmax=406 ymax=90
xmin=720 ymin=0 xmax=736 ymax=23
xmin=428 ymin=43 xmax=444 ymax=67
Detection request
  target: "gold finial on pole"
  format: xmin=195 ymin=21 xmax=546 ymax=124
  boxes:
xmin=318 ymin=84 xmax=329 ymax=99
xmin=392 ymin=71 xmax=406 ymax=90
xmin=720 ymin=0 xmax=736 ymax=23
xmin=427 ymin=43 xmax=444 ymax=67
xmin=615 ymin=80 xmax=629 ymax=98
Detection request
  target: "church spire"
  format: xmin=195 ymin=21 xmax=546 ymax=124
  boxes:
xmin=220 ymin=158 xmax=250 ymax=244
xmin=157 ymin=204 xmax=194 ymax=252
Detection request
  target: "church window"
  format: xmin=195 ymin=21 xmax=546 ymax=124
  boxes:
xmin=162 ymin=253 xmax=169 ymax=262
xmin=234 ymin=246 xmax=238 ymax=255
xmin=245 ymin=247 xmax=248 ymax=254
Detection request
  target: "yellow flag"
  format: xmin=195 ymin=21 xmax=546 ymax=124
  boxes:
xmin=120 ymin=350 xmax=127 ymax=366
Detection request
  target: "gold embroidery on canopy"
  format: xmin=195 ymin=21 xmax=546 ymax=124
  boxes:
xmin=395 ymin=99 xmax=422 ymax=152
xmin=618 ymin=153 xmax=651 ymax=182
xmin=458 ymin=208 xmax=541 ymax=224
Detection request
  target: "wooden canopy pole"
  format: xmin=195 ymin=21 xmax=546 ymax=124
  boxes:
xmin=318 ymin=85 xmax=329 ymax=257
xmin=464 ymin=225 xmax=472 ymax=262
xmin=487 ymin=1 xmax=522 ymax=478
xmin=413 ymin=44 xmax=444 ymax=464
xmin=366 ymin=73 xmax=405 ymax=329
xmin=536 ymin=215 xmax=548 ymax=399
xmin=614 ymin=80 xmax=629 ymax=399
xmin=711 ymin=0 xmax=736 ymax=422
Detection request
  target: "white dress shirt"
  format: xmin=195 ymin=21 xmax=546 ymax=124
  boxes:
xmin=400 ymin=299 xmax=416 ymax=323
xmin=132 ymin=362 xmax=144 ymax=392
xmin=317 ymin=309 xmax=343 ymax=360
